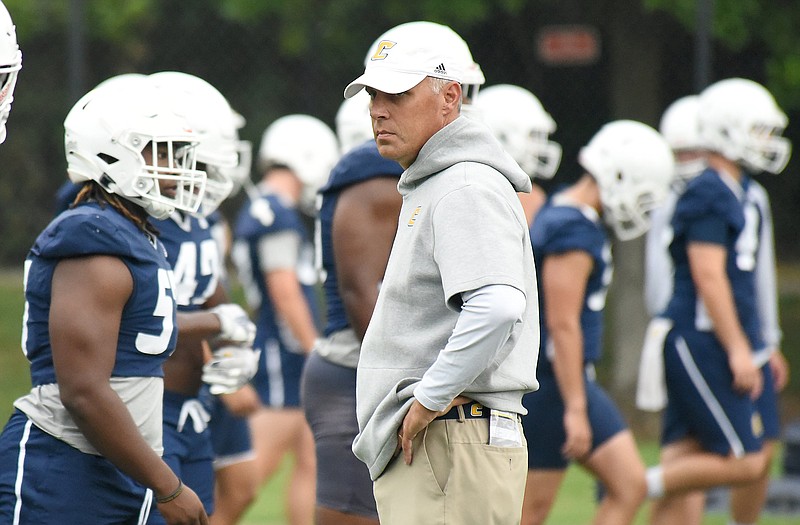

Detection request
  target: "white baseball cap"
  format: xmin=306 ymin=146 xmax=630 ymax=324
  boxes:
xmin=344 ymin=28 xmax=465 ymax=99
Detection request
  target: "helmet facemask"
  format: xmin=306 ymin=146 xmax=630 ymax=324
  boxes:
xmin=0 ymin=26 xmax=21 ymax=144
xmin=599 ymin=178 xmax=665 ymax=242
xmin=114 ymin=134 xmax=207 ymax=219
xmin=699 ymin=78 xmax=792 ymax=175
xmin=579 ymin=120 xmax=674 ymax=242
xmin=199 ymin=164 xmax=235 ymax=217
xmin=477 ymin=84 xmax=562 ymax=180
xmin=739 ymin=123 xmax=791 ymax=174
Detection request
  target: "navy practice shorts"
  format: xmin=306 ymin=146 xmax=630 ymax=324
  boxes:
xmin=252 ymin=337 xmax=306 ymax=408
xmin=522 ymin=369 xmax=628 ymax=470
xmin=0 ymin=409 xmax=152 ymax=524
xmin=202 ymin=388 xmax=255 ymax=469
xmin=301 ymin=351 xmax=378 ymax=519
xmin=661 ymin=329 xmax=763 ymax=457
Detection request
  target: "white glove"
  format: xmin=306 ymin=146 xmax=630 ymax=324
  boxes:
xmin=210 ymin=303 xmax=256 ymax=346
xmin=202 ymin=346 xmax=261 ymax=395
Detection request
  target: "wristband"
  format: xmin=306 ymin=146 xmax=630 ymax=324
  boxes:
xmin=156 ymin=479 xmax=183 ymax=504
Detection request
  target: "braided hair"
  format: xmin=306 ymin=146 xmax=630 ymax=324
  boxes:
xmin=71 ymin=181 xmax=159 ymax=236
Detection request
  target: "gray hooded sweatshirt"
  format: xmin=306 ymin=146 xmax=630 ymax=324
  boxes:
xmin=353 ymin=115 xmax=540 ymax=480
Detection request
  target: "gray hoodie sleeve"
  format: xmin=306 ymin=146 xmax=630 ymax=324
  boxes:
xmin=414 ymin=284 xmax=526 ymax=411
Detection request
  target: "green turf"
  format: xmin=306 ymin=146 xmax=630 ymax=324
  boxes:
xmin=1 ymin=269 xmax=798 ymax=524
xmin=0 ymin=270 xmax=29 ymax=424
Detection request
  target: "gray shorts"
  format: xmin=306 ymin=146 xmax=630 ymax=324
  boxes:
xmin=301 ymin=350 xmax=378 ymax=519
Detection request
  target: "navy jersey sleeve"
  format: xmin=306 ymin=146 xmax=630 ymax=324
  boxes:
xmin=672 ymin=170 xmax=744 ymax=246
xmin=533 ymin=205 xmax=604 ymax=261
xmin=234 ymin=194 xmax=302 ymax=241
xmin=320 ymin=141 xmax=403 ymax=195
xmin=32 ymin=205 xmax=145 ymax=261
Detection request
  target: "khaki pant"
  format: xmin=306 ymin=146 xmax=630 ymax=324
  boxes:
xmin=373 ymin=415 xmax=527 ymax=525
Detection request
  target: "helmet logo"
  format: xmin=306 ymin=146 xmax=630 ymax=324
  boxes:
xmin=371 ymin=40 xmax=395 ymax=61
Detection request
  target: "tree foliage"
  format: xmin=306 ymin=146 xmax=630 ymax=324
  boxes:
xmin=645 ymin=0 xmax=800 ymax=107
xmin=0 ymin=0 xmax=798 ymax=268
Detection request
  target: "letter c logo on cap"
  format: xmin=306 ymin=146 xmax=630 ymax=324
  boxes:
xmin=371 ymin=40 xmax=396 ymax=61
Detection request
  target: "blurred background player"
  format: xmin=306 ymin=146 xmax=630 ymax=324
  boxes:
xmin=637 ymin=96 xmax=708 ymax=426
xmin=0 ymin=75 xmax=208 ymax=524
xmin=476 ymin=83 xmax=561 ymax=223
xmin=303 ymin=89 xmax=401 ymax=525
xmin=232 ymin=113 xmax=339 ymax=525
xmin=646 ymin=78 xmax=791 ymax=525
xmin=642 ymin=95 xmax=707 ymax=323
xmin=639 ymin=92 xmax=789 ymax=525
xmin=301 ymin=20 xmax=485 ymax=525
xmin=143 ymin=71 xmax=259 ymax=525
xmin=521 ymin=120 xmax=673 ymax=525
xmin=0 ymin=0 xmax=20 ymax=145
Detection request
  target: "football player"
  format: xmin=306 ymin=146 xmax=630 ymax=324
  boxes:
xmin=0 ymin=75 xmax=208 ymax=524
xmin=143 ymin=71 xmax=259 ymax=525
xmin=647 ymin=78 xmax=791 ymax=525
xmin=520 ymin=121 xmax=673 ymax=525
xmin=231 ymin=113 xmax=339 ymax=525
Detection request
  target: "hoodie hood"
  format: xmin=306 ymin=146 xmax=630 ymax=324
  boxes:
xmin=399 ymin=115 xmax=532 ymax=195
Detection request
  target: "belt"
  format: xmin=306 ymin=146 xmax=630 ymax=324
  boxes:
xmin=436 ymin=401 xmax=488 ymax=421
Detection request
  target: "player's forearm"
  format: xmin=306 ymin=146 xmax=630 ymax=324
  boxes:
xmin=695 ymin=271 xmax=751 ymax=354
xmin=177 ymin=310 xmax=223 ymax=340
xmin=550 ymin=328 xmax=588 ymax=412
xmin=269 ymin=279 xmax=318 ymax=352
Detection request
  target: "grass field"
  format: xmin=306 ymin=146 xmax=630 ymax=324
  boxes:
xmin=1 ymin=268 xmax=798 ymax=524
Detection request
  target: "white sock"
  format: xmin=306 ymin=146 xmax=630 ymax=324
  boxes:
xmin=728 ymin=521 xmax=755 ymax=525
xmin=645 ymin=465 xmax=665 ymax=498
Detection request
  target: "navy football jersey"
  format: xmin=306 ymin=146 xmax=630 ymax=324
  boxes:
xmin=531 ymin=195 xmax=612 ymax=376
xmin=665 ymin=168 xmax=765 ymax=351
xmin=22 ymin=202 xmax=177 ymax=386
xmin=153 ymin=212 xmax=220 ymax=312
xmin=318 ymin=140 xmax=403 ymax=336
xmin=233 ymin=189 xmax=320 ymax=349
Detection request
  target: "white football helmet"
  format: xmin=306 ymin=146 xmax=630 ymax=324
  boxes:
xmin=258 ymin=114 xmax=339 ymax=213
xmin=659 ymin=95 xmax=706 ymax=184
xmin=229 ymin=110 xmax=254 ymax=197
xmin=579 ymin=120 xmax=674 ymax=241
xmin=335 ymin=90 xmax=373 ymax=154
xmin=150 ymin=71 xmax=250 ymax=216
xmin=363 ymin=21 xmax=485 ymax=111
xmin=64 ymin=75 xmax=207 ymax=220
xmin=476 ymin=84 xmax=562 ymax=180
xmin=698 ymin=77 xmax=791 ymax=174
xmin=0 ymin=1 xmax=22 ymax=144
